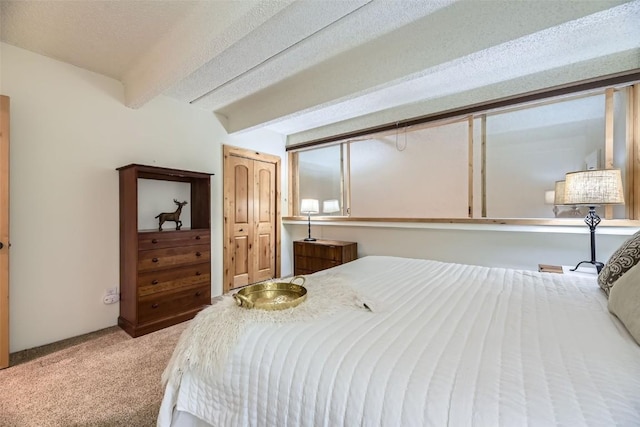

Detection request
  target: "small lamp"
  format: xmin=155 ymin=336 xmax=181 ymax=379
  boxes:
xmin=553 ymin=180 xmax=582 ymax=218
xmin=322 ymin=199 xmax=340 ymax=215
xmin=544 ymin=190 xmax=556 ymax=205
xmin=544 ymin=189 xmax=557 ymax=217
xmin=300 ymin=199 xmax=319 ymax=241
xmin=554 ymin=181 xmax=566 ymax=205
xmin=564 ymin=169 xmax=625 ymax=272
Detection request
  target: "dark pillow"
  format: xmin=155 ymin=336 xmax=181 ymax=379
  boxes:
xmin=598 ymin=229 xmax=640 ymax=296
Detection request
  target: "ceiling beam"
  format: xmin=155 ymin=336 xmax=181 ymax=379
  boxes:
xmin=184 ymin=0 xmax=457 ymax=111
xmin=215 ymin=0 xmax=633 ymax=134
xmin=286 ymin=51 xmax=640 ymax=147
xmin=122 ymin=0 xmax=296 ymax=109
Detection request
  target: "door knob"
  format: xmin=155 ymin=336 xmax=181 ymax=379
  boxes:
xmin=0 ymin=242 xmax=3 ymax=249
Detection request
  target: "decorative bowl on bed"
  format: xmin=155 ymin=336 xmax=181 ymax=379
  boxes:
xmin=233 ymin=276 xmax=307 ymax=310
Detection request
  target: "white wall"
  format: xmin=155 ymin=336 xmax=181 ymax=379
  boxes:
xmin=1 ymin=43 xmax=286 ymax=352
xmin=350 ymin=122 xmax=468 ymax=217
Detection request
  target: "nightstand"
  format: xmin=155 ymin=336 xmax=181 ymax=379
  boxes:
xmin=294 ymin=240 xmax=357 ymax=275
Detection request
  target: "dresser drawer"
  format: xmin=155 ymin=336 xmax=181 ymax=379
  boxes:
xmin=294 ymin=256 xmax=340 ymax=272
xmin=293 ymin=240 xmax=357 ymax=275
xmin=138 ymin=285 xmax=210 ymax=324
xmin=293 ymin=241 xmax=343 ymax=261
xmin=138 ymin=262 xmax=210 ymax=297
xmin=138 ymin=229 xmax=210 ymax=250
xmin=138 ymin=244 xmax=210 ymax=271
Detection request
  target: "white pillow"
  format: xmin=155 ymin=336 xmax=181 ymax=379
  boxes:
xmin=608 ymin=262 xmax=640 ymax=345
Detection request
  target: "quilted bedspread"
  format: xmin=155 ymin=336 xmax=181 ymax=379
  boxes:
xmin=158 ymin=256 xmax=640 ymax=426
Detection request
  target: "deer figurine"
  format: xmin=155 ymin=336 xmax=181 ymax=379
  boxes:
xmin=155 ymin=199 xmax=188 ymax=231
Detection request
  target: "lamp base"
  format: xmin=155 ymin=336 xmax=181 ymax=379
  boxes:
xmin=303 ymin=237 xmax=317 ymax=242
xmin=571 ymin=206 xmax=604 ymax=274
xmin=570 ymin=260 xmax=604 ymax=273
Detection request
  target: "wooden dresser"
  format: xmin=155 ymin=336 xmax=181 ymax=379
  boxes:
xmin=117 ymin=164 xmax=213 ymax=337
xmin=294 ymin=239 xmax=357 ymax=275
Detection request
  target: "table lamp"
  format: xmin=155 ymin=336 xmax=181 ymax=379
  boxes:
xmin=322 ymin=199 xmax=340 ymax=215
xmin=564 ymin=169 xmax=624 ymax=272
xmin=545 ymin=189 xmax=557 ymax=217
xmin=300 ymin=199 xmax=319 ymax=241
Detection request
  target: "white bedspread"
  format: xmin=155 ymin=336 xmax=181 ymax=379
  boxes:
xmin=158 ymin=256 xmax=640 ymax=426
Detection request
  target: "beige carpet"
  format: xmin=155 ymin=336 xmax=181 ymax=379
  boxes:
xmin=0 ymin=321 xmax=188 ymax=427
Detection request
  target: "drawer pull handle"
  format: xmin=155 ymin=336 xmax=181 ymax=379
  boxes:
xmin=195 ymin=235 xmax=201 ymax=240
xmin=195 ymin=271 xmax=202 ymax=276
xmin=152 ymin=239 xmax=158 ymax=244
xmin=151 ymin=279 xmax=159 ymax=285
xmin=152 ymin=257 xmax=159 ymax=263
xmin=195 ymin=291 xmax=202 ymax=297
xmin=196 ymin=252 xmax=202 ymax=257
xmin=239 ymin=228 xmax=244 ymax=232
xmin=151 ymin=303 xmax=159 ymax=309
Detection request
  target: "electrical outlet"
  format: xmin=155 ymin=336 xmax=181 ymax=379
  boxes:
xmin=103 ymin=294 xmax=119 ymax=304
xmin=104 ymin=287 xmax=119 ymax=304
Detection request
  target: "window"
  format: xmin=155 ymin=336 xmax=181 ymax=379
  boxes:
xmin=297 ymin=144 xmax=344 ymax=215
xmin=349 ymin=120 xmax=469 ymax=218
xmin=484 ymin=93 xmax=610 ymax=218
xmin=289 ymin=83 xmax=639 ymax=222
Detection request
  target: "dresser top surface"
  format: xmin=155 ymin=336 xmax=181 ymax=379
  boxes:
xmin=138 ymin=228 xmax=210 ymax=234
xmin=294 ymin=239 xmax=356 ymax=246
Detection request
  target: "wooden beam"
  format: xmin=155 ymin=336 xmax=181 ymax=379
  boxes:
xmin=626 ymin=86 xmax=635 ymax=219
xmin=288 ymin=152 xmax=298 ymax=216
xmin=345 ymin=142 xmax=352 ymax=216
xmin=633 ymin=84 xmax=640 ymax=219
xmin=222 ymin=145 xmax=233 ymax=293
xmin=605 ymin=88 xmax=614 ymax=219
xmin=481 ymin=114 xmax=487 ymax=218
xmin=467 ymin=116 xmax=473 ymax=218
xmin=339 ymin=144 xmax=345 ymax=216
xmin=0 ymin=96 xmax=9 ymax=369
xmin=275 ymin=157 xmax=282 ymax=279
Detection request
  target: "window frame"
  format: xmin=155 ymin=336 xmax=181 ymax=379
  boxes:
xmin=286 ymin=79 xmax=640 ymax=226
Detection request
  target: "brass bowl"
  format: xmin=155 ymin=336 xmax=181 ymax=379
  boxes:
xmin=233 ymin=276 xmax=307 ymax=311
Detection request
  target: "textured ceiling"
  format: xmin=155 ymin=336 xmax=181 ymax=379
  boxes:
xmin=265 ymin=1 xmax=640 ymax=136
xmin=1 ymin=0 xmax=638 ymax=139
xmin=0 ymin=0 xmax=200 ymax=80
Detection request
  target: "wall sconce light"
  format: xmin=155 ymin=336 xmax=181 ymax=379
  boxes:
xmin=564 ymin=169 xmax=625 ymax=272
xmin=300 ymin=199 xmax=319 ymax=241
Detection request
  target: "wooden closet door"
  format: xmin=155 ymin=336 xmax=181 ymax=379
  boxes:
xmin=223 ymin=145 xmax=281 ymax=293
xmin=227 ymin=155 xmax=254 ymax=289
xmin=0 ymin=96 xmax=10 ymax=369
xmin=253 ymin=160 xmax=276 ymax=282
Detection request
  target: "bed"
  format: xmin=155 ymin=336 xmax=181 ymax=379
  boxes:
xmin=157 ymin=255 xmax=640 ymax=426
